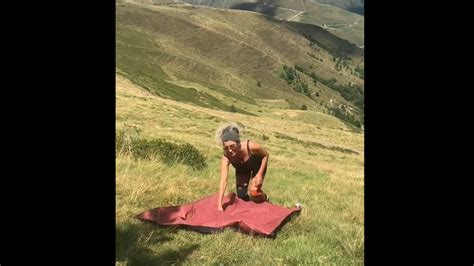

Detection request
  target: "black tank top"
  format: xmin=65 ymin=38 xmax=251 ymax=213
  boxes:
xmin=226 ymin=140 xmax=263 ymax=173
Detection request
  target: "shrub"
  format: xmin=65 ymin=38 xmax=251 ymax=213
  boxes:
xmin=116 ymin=130 xmax=207 ymax=170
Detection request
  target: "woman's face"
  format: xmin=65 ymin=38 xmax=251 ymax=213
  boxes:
xmin=223 ymin=141 xmax=239 ymax=157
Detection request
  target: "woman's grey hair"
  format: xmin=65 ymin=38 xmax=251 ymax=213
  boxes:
xmin=215 ymin=122 xmax=244 ymax=144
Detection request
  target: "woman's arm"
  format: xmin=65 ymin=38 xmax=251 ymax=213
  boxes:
xmin=250 ymin=141 xmax=269 ymax=186
xmin=217 ymin=156 xmax=231 ymax=211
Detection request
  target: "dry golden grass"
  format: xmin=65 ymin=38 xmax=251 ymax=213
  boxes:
xmin=116 ymin=74 xmax=364 ymax=264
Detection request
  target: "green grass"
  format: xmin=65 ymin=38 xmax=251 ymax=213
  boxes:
xmin=116 ymin=74 xmax=364 ymax=265
xmin=116 ymin=155 xmax=363 ymax=265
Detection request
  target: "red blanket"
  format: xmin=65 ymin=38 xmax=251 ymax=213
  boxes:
xmin=136 ymin=192 xmax=301 ymax=237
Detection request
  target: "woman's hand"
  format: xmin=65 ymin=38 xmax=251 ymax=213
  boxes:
xmin=252 ymin=175 xmax=263 ymax=188
xmin=217 ymin=205 xmax=224 ymax=212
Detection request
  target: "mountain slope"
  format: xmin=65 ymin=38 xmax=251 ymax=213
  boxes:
xmin=309 ymin=0 xmax=364 ymax=15
xmin=116 ymin=2 xmax=364 ymax=126
xmin=155 ymin=0 xmax=365 ymax=46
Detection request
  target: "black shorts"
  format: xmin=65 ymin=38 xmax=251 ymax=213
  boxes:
xmin=235 ymin=167 xmax=266 ymax=201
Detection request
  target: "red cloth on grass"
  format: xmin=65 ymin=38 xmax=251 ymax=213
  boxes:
xmin=136 ymin=192 xmax=300 ymax=237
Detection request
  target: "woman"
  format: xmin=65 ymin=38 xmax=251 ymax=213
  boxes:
xmin=216 ymin=123 xmax=269 ymax=211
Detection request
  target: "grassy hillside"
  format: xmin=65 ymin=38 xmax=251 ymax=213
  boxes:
xmin=153 ymin=0 xmax=365 ymax=46
xmin=309 ymin=0 xmax=364 ymax=15
xmin=296 ymin=1 xmax=364 ymax=47
xmin=116 ymin=2 xmax=364 ymax=126
xmin=116 ymin=74 xmax=364 ymax=265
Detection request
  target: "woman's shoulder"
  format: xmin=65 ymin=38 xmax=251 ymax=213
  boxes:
xmin=221 ymin=154 xmax=230 ymax=162
xmin=246 ymin=140 xmax=264 ymax=152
